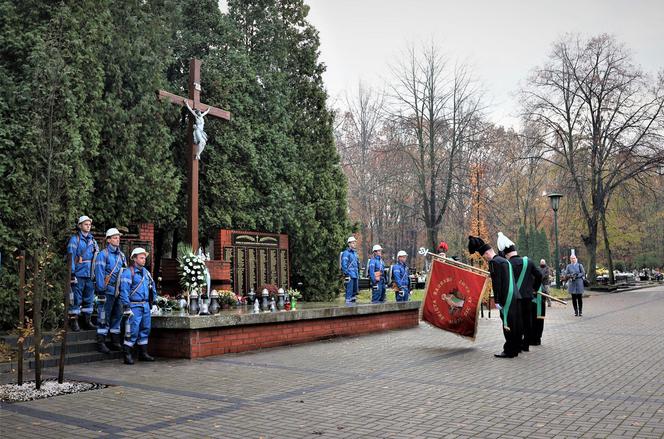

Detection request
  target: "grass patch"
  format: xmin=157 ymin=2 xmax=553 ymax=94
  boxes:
xmin=335 ymin=288 xmax=426 ymax=304
xmin=333 ymin=286 xmax=567 ymax=303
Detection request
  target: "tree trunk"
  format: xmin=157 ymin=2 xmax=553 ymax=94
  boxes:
xmin=582 ymin=220 xmax=598 ymax=287
xmin=600 ymin=211 xmax=615 ymax=284
xmin=426 ymin=221 xmax=438 ymax=254
xmin=33 ymin=253 xmax=43 ymax=390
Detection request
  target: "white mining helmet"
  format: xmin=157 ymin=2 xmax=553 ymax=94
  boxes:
xmin=372 ymin=244 xmax=383 ymax=252
xmin=397 ymin=250 xmax=407 ymax=258
xmin=130 ymin=247 xmax=149 ymax=259
xmin=105 ymin=228 xmax=122 ymax=238
xmin=347 ymin=236 xmax=356 ymax=243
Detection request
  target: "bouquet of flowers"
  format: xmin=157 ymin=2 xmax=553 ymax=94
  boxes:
xmin=177 ymin=246 xmax=208 ymax=294
xmin=155 ymin=295 xmax=179 ymax=312
xmin=218 ymin=290 xmax=238 ymax=306
xmin=287 ymin=288 xmax=302 ymax=310
xmin=287 ymin=288 xmax=302 ymax=300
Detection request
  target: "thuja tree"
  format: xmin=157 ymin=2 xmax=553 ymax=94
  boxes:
xmin=226 ymin=0 xmax=349 ymax=300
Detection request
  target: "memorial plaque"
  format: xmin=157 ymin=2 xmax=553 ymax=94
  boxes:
xmin=268 ymin=248 xmax=278 ymax=285
xmin=224 ymin=247 xmax=234 ymax=290
xmin=235 ymin=248 xmax=245 ymax=295
xmin=279 ymin=249 xmax=289 ymax=289
xmin=217 ymin=229 xmax=290 ymax=295
xmin=247 ymin=248 xmax=257 ymax=292
xmin=257 ymin=248 xmax=268 ymax=287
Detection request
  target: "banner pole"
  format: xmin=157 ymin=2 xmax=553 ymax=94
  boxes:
xmin=419 ymin=249 xmax=489 ymax=276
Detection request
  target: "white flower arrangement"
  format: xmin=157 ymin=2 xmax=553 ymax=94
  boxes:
xmin=177 ymin=245 xmax=208 ymax=294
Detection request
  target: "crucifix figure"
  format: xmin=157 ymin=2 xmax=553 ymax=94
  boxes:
xmin=157 ymin=59 xmax=231 ymax=252
xmin=184 ymin=100 xmax=211 ymax=159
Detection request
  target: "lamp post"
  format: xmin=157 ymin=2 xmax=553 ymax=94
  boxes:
xmin=548 ymin=193 xmax=563 ymax=288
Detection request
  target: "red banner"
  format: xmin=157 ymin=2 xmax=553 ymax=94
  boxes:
xmin=422 ymin=258 xmax=490 ymax=340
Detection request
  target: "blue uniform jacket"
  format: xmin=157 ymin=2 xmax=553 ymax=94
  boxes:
xmin=341 ymin=248 xmax=359 ymax=278
xmin=95 ymin=245 xmax=127 ymax=292
xmin=67 ymin=231 xmax=99 ymax=278
xmin=392 ymin=262 xmax=410 ymax=289
xmin=368 ymin=255 xmax=384 ymax=285
xmin=119 ymin=265 xmax=157 ymax=306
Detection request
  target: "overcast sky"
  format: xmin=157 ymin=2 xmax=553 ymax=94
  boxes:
xmin=304 ymin=0 xmax=664 ymax=129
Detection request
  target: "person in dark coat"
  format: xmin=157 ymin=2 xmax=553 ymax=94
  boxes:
xmin=530 ymin=259 xmax=550 ymax=345
xmin=540 ymin=259 xmax=552 ymax=307
xmin=469 ymin=236 xmax=520 ymax=358
xmin=497 ymin=232 xmax=542 ymax=352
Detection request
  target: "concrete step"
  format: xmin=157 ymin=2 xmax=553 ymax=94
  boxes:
xmin=1 ymin=329 xmax=98 ymax=347
xmin=1 ymin=330 xmax=125 ymax=374
xmin=31 ymin=350 xmax=123 ymax=369
xmin=1 ymin=349 xmax=123 ymax=373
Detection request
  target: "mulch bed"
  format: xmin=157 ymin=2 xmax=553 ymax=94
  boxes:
xmin=0 ymin=378 xmax=107 ymax=403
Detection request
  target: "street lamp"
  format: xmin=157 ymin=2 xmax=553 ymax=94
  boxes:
xmin=547 ymin=193 xmax=563 ymax=288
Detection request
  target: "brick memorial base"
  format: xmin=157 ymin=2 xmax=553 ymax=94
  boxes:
xmin=149 ymin=302 xmax=420 ymax=359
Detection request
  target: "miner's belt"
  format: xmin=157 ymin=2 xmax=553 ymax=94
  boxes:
xmin=130 ymin=301 xmax=146 ymax=304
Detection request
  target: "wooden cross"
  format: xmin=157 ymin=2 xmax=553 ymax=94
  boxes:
xmin=157 ymin=59 xmax=231 ymax=252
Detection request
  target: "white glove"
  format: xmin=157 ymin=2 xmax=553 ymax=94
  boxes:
xmin=495 ymin=304 xmax=503 ymax=311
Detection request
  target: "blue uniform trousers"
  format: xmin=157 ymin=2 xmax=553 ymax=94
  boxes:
xmin=96 ymin=290 xmax=123 ymax=337
xmin=70 ymin=277 xmax=95 ymax=316
xmin=124 ymin=303 xmax=151 ymax=347
xmin=371 ymin=280 xmax=386 ymax=303
xmin=345 ymin=277 xmax=358 ymax=304
xmin=395 ymin=286 xmax=410 ymax=302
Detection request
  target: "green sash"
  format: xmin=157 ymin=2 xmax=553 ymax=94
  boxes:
xmin=515 ymin=256 xmax=528 ymax=291
xmin=503 ymin=261 xmax=516 ymax=330
xmin=536 ymin=288 xmax=543 ymax=318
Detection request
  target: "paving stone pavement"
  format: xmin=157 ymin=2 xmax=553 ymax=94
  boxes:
xmin=2 ymin=286 xmax=664 ymax=438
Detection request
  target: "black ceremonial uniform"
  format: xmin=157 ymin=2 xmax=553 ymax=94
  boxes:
xmin=489 ymin=254 xmax=521 ymax=357
xmin=507 ymin=255 xmax=542 ymax=351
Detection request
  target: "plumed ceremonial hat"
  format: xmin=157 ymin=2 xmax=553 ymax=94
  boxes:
xmin=468 ymin=236 xmax=491 ymax=256
xmin=437 ymin=241 xmax=448 ymax=252
xmin=497 ymin=232 xmax=516 ymax=253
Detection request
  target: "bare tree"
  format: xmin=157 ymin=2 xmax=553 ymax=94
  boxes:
xmin=522 ymin=34 xmax=664 ymax=284
xmin=335 ymin=82 xmax=385 ymax=259
xmin=387 ymin=44 xmax=484 ymax=251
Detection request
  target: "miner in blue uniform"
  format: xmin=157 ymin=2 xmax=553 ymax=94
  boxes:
xmin=497 ymin=232 xmax=542 ymax=353
xmin=66 ymin=215 xmax=99 ymax=332
xmin=469 ymin=235 xmax=521 ymax=358
xmin=94 ymin=228 xmax=126 ymax=354
xmin=341 ymin=236 xmax=360 ymax=304
xmin=391 ymin=250 xmax=411 ymax=302
xmin=119 ymin=247 xmax=157 ymax=364
xmin=368 ymin=244 xmax=386 ymax=303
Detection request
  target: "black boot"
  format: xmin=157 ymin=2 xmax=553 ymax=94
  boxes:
xmin=138 ymin=344 xmax=155 ymax=362
xmin=80 ymin=314 xmax=97 ymax=330
xmin=108 ymin=333 xmax=122 ymax=351
xmin=70 ymin=317 xmax=80 ymax=332
xmin=123 ymin=345 xmax=134 ymax=365
xmin=96 ymin=334 xmax=110 ymax=354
